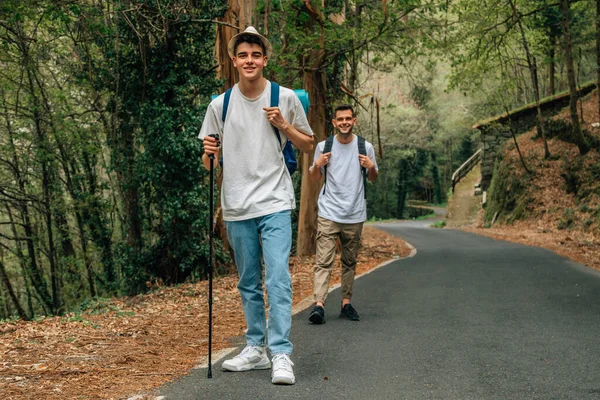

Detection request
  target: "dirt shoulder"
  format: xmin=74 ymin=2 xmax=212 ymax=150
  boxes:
xmin=0 ymin=226 xmax=411 ymax=400
xmin=462 ymin=221 xmax=600 ymax=272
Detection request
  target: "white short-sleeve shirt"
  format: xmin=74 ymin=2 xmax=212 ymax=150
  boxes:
xmin=199 ymin=81 xmax=313 ymax=221
xmin=311 ymin=135 xmax=378 ymax=223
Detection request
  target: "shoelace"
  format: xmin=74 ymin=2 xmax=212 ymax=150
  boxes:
xmin=272 ymin=354 xmax=294 ymax=373
xmin=237 ymin=345 xmax=261 ymax=360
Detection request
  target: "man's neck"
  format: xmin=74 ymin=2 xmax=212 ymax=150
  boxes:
xmin=238 ymin=77 xmax=267 ymax=99
xmin=336 ymin=133 xmax=354 ymax=144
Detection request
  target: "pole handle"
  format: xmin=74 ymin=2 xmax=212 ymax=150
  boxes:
xmin=207 ymin=134 xmax=221 ymax=161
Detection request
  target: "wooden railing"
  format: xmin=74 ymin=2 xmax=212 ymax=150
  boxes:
xmin=451 ymin=149 xmax=482 ymax=193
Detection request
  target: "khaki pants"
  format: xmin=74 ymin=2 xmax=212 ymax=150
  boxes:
xmin=314 ymin=216 xmax=363 ymax=304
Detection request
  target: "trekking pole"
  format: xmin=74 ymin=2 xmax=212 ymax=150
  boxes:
xmin=207 ymin=133 xmax=220 ymax=379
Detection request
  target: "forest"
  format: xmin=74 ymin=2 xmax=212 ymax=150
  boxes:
xmin=0 ymin=0 xmax=598 ymax=320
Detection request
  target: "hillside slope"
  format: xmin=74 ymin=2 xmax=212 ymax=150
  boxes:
xmin=464 ymin=92 xmax=600 ymax=271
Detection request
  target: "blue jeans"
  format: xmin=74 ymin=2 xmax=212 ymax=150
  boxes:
xmin=225 ymin=210 xmax=293 ymax=355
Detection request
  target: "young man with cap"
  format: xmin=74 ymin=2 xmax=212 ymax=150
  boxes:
xmin=199 ymin=27 xmax=313 ymax=385
xmin=308 ymin=104 xmax=378 ymax=325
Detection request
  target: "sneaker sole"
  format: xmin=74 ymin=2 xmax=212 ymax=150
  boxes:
xmin=222 ymin=359 xmax=271 ymax=372
xmin=271 ymin=376 xmax=296 ymax=385
xmin=339 ymin=314 xmax=360 ymax=321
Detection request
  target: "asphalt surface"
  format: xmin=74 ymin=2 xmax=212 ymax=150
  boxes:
xmin=158 ymin=219 xmax=600 ymax=399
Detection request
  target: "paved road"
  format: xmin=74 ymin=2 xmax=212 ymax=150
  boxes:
xmin=158 ymin=220 xmax=600 ymax=399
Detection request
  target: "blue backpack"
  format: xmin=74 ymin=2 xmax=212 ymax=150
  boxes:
xmin=219 ymin=83 xmax=298 ymax=175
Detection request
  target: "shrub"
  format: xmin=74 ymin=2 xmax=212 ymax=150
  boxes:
xmin=557 ymin=208 xmax=577 ymax=230
xmin=560 ymin=156 xmax=582 ymax=195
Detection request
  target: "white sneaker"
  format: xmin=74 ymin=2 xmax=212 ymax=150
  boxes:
xmin=221 ymin=345 xmax=271 ymax=372
xmin=271 ymin=354 xmax=295 ymax=385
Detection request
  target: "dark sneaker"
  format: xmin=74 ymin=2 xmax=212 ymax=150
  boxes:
xmin=339 ymin=304 xmax=360 ymax=321
xmin=309 ymin=305 xmax=325 ymax=324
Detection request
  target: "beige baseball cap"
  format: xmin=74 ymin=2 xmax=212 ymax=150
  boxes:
xmin=227 ymin=26 xmax=272 ymax=59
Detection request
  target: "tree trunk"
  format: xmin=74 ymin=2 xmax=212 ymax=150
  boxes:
xmin=296 ymin=0 xmax=327 ymax=257
xmin=1 ymin=88 xmax=52 ymax=314
xmin=1 ymin=76 xmax=52 ymax=318
xmin=597 ymin=0 xmax=600 ymax=120
xmin=82 ymin=155 xmax=116 ymax=289
xmin=215 ymin=0 xmax=258 ymax=87
xmin=512 ymin=0 xmax=551 ymax=158
xmin=6 ymin=205 xmax=35 ymax=317
xmin=431 ymin=153 xmax=442 ymax=204
xmin=348 ymin=3 xmax=363 ymax=96
xmin=297 ymin=68 xmax=327 ymax=256
xmin=0 ymin=284 xmax=7 ymax=320
xmin=396 ymin=158 xmax=408 ymax=219
xmin=31 ymin=68 xmax=77 ymax=263
xmin=0 ymin=259 xmax=29 ymax=320
xmin=24 ymin=60 xmax=62 ymax=314
xmin=561 ymin=0 xmax=590 ymax=154
xmin=17 ymin=36 xmax=61 ymax=313
xmin=549 ymin=42 xmax=556 ymax=96
xmin=74 ymin=212 xmax=97 ymax=298
xmin=505 ymin=108 xmax=532 ymax=174
xmin=88 ymin=102 xmax=121 ymax=286
xmin=121 ymin=128 xmax=143 ymax=250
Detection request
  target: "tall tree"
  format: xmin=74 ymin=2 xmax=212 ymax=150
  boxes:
xmin=597 ymin=0 xmax=600 ymax=119
xmin=510 ymin=0 xmax=551 ymax=158
xmin=560 ymin=0 xmax=589 ymax=154
xmin=296 ymin=0 xmax=327 ymax=257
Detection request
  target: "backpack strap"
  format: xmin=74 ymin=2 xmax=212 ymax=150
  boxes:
xmin=321 ymin=135 xmax=335 ymax=195
xmin=323 ymin=134 xmax=335 ymax=154
xmin=218 ymin=88 xmax=233 ymax=167
xmin=222 ymin=83 xmax=281 ymax=142
xmin=270 ymin=82 xmax=283 ymax=147
xmin=358 ymin=136 xmax=367 ymax=199
xmin=221 ymin=83 xmax=297 ymax=174
xmin=222 ymin=88 xmax=233 ymax=123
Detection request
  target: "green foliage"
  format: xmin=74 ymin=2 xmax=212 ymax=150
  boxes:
xmin=445 ymin=0 xmax=597 ymax=114
xmin=415 ymin=212 xmax=436 ymax=220
xmin=485 ymin=157 xmax=535 ymax=225
xmin=1 ymin=0 xmax=596 ymax=320
xmin=431 ymin=220 xmax=446 ymax=228
xmin=87 ymin=1 xmax=229 ymax=287
xmin=0 ymin=0 xmax=232 ymax=318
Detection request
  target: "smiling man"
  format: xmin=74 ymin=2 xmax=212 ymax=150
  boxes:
xmin=199 ymin=27 xmax=314 ymax=385
xmin=308 ymin=105 xmax=378 ymax=325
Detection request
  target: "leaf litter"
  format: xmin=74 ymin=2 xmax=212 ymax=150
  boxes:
xmin=0 ymin=226 xmax=410 ymax=400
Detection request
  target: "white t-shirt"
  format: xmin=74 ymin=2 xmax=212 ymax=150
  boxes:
xmin=199 ymin=81 xmax=313 ymax=221
xmin=311 ymin=135 xmax=378 ymax=224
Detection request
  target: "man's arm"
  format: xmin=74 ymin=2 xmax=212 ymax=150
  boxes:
xmin=263 ymin=106 xmax=314 ymax=153
xmin=280 ymin=123 xmax=314 ymax=154
xmin=309 ymin=165 xmax=321 ymax=181
xmin=310 ymin=151 xmax=330 ymax=182
xmin=199 ymin=101 xmax=223 ymax=171
xmin=358 ymin=154 xmax=378 ymax=183
xmin=367 ymin=165 xmax=379 ymax=182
